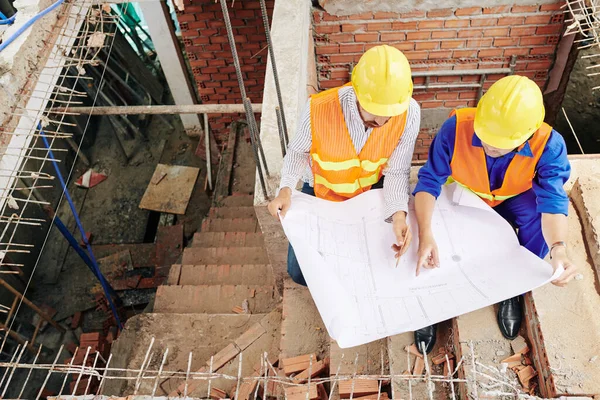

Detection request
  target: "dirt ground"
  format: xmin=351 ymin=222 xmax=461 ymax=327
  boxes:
xmin=555 ymin=47 xmax=600 ymax=154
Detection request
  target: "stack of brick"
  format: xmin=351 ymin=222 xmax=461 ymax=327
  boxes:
xmin=312 ymin=3 xmax=565 ymax=160
xmin=65 ymin=331 xmax=116 ymax=395
xmin=175 ymin=0 xmax=274 ymax=145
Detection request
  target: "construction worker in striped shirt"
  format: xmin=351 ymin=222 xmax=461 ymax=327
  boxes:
xmin=268 ymin=45 xmax=421 ymax=286
xmin=412 ymin=75 xmax=578 ymax=353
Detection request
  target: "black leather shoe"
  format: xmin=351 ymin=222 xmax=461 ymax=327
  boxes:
xmin=497 ymin=296 xmax=522 ymax=340
xmin=414 ymin=324 xmax=437 ymax=354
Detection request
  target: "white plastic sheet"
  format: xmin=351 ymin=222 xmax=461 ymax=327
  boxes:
xmin=281 ymin=184 xmax=561 ymax=348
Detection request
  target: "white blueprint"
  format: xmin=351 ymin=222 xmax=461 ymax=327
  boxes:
xmin=281 ymin=184 xmax=561 ymax=348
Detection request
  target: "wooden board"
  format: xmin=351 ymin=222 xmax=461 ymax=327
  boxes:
xmin=139 ymin=164 xmax=200 ymax=214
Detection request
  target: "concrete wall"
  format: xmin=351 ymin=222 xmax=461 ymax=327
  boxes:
xmin=175 ymin=0 xmax=274 ymax=145
xmin=313 ymin=2 xmax=566 ymax=161
xmin=319 ymin=0 xmax=560 ymax=16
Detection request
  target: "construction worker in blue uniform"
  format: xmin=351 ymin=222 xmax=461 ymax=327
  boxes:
xmin=411 ymin=75 xmax=579 ymax=354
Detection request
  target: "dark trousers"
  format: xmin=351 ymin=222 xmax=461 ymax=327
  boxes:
xmin=287 ymin=179 xmax=384 ymax=286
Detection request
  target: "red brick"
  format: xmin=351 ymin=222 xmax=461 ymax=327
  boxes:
xmin=373 ymin=11 xmax=399 ymax=19
xmin=540 ymin=3 xmax=565 ymax=11
xmin=455 ymin=7 xmax=482 ymax=16
xmin=512 ymin=5 xmax=539 ymax=13
xmin=444 ymin=100 xmax=472 ymax=107
xmin=494 ymin=37 xmax=519 ymax=47
xmin=407 ymin=31 xmax=431 ymax=40
xmin=510 ymin=26 xmax=537 ymax=36
xmin=348 ymin=12 xmax=374 ymax=20
xmin=498 ymin=16 xmax=525 ymax=25
xmin=454 ymin=63 xmax=479 ymax=70
xmin=459 ymin=91 xmax=478 ymax=99
xmin=470 ymin=18 xmax=498 ymax=27
xmin=445 ymin=20 xmax=470 ymax=28
xmin=427 ymin=9 xmax=454 ymax=18
xmin=432 ymin=31 xmax=457 ymax=39
xmin=178 ymin=14 xmax=196 ymax=22
xmin=353 ymin=33 xmax=379 ymax=42
xmin=315 ymin=25 xmax=340 ymax=34
xmin=392 ymin=21 xmax=418 ymax=30
xmin=236 ymin=10 xmax=256 ymax=18
xmin=479 ymin=48 xmax=504 ymax=57
xmin=321 ymin=12 xmax=340 ymax=22
xmin=393 ymin=43 xmax=415 ymax=51
xmin=404 ymin=51 xmax=429 ymax=60
xmin=416 ymin=42 xmax=440 ymax=50
xmin=400 ymin=10 xmax=426 ymax=18
xmin=453 ymin=49 xmax=478 ymax=58
xmin=413 ymin=92 xmax=435 ymax=101
xmin=364 ymin=43 xmax=380 ymax=51
xmin=436 ymin=92 xmax=458 ymax=100
xmin=429 ymin=50 xmax=453 ymax=59
xmin=329 ymin=33 xmax=354 ymax=43
xmin=526 ymin=15 xmax=552 ymax=24
xmin=380 ymin=32 xmax=405 ymax=41
xmin=520 ymin=36 xmax=548 ymax=46
xmin=321 ymin=79 xmax=346 ymax=88
xmin=367 ymin=22 xmax=392 ymax=31
xmin=421 ymin=101 xmax=445 ymax=108
xmin=71 ymin=312 xmax=82 ymax=329
xmin=315 ymin=45 xmax=339 ymax=54
xmin=483 ymin=28 xmax=510 ymax=37
xmin=419 ymin=20 xmax=445 ymax=29
xmin=329 ymin=54 xmax=355 ymax=63
xmin=530 ymin=46 xmax=557 ymax=55
xmin=483 ymin=6 xmax=511 ymax=14
xmin=342 ymin=24 xmax=365 ymax=32
xmin=527 ymin=60 xmax=553 ymax=70
xmin=441 ymin=40 xmax=465 ymax=49
xmin=192 ymin=37 xmax=210 ymax=45
xmin=339 ymin=43 xmax=364 ymax=53
xmin=457 ymin=30 xmax=483 ymax=38
xmin=536 ymin=25 xmax=563 ymax=34
xmin=330 ymin=69 xmax=349 ymax=79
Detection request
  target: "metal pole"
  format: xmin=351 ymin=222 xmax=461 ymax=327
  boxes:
xmin=204 ymin=114 xmax=213 ymax=190
xmin=259 ymin=0 xmax=289 ymax=145
xmin=48 ymin=103 xmax=263 ymax=115
xmin=275 ymin=107 xmax=286 ymax=158
xmin=219 ymin=0 xmax=269 ymax=199
xmin=0 ymin=279 xmax=65 ymax=333
xmin=245 ymin=97 xmax=270 ymax=177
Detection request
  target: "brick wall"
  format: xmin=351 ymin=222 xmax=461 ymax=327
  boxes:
xmin=312 ymin=3 xmax=566 ymax=161
xmin=176 ymin=0 xmax=274 ymax=145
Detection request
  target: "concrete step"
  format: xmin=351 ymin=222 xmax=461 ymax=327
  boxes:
xmin=154 ymin=284 xmax=278 ymax=314
xmin=192 ymin=232 xmax=264 ymax=248
xmin=182 ymin=246 xmax=269 ymax=265
xmin=280 ymin=280 xmax=328 ymax=361
xmin=209 ymin=206 xmax=256 ymax=219
xmin=201 ymin=218 xmax=259 ymax=233
xmin=167 ymin=264 xmax=273 ymax=285
xmin=525 ymin=203 xmax=600 ymax=397
xmin=104 ymin=312 xmax=266 ymax=395
xmin=218 ymin=194 xmax=254 ymax=207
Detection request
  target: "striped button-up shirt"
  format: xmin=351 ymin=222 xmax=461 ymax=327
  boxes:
xmin=279 ymin=85 xmax=421 ymax=220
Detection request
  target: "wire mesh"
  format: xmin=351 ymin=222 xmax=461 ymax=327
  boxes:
xmin=564 ymin=0 xmax=600 ymax=89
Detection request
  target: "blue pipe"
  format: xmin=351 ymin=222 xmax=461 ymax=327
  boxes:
xmin=0 ymin=11 xmax=8 ymax=19
xmin=0 ymin=14 xmax=17 ymax=26
xmin=39 ymin=124 xmax=123 ymax=329
xmin=0 ymin=0 xmax=63 ymax=53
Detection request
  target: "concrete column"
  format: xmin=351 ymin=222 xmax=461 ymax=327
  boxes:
xmin=138 ymin=1 xmax=202 ymax=136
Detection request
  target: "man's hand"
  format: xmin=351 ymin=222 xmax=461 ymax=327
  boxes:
xmin=391 ymin=211 xmax=412 ymax=259
xmin=267 ymin=187 xmax=292 ymax=220
xmin=416 ymin=232 xmax=440 ymax=276
xmin=550 ymin=246 xmax=578 ymax=287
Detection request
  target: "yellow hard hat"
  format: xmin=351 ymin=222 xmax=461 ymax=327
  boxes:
xmin=351 ymin=45 xmax=413 ymax=117
xmin=474 ymin=75 xmax=545 ymax=150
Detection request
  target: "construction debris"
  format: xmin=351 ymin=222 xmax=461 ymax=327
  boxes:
xmin=338 ymin=379 xmax=381 ymax=398
xmin=292 ymin=357 xmax=330 ymax=384
xmin=282 ymin=353 xmax=318 ymax=376
xmin=75 ymin=169 xmax=107 ymax=188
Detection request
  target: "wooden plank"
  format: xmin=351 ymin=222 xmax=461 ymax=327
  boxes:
xmin=234 ymin=322 xmax=266 ymax=351
xmin=213 ymin=121 xmax=239 ymax=201
xmin=209 ymin=343 xmax=240 ymax=371
xmin=139 ymin=164 xmax=200 ymax=214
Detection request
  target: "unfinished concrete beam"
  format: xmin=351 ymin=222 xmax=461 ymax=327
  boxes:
xmin=571 ymin=176 xmax=600 ymax=278
xmin=525 ymin=203 xmax=600 ymax=397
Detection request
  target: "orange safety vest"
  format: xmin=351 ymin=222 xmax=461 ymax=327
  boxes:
xmin=449 ymin=108 xmax=552 ymax=207
xmin=310 ymin=85 xmax=407 ymax=201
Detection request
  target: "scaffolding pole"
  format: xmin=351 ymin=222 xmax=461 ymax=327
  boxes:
xmin=48 ymin=104 xmax=263 ymax=115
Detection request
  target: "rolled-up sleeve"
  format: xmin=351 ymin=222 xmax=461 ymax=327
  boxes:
xmin=279 ymin=99 xmax=312 ymax=190
xmin=533 ymin=130 xmax=571 ymax=216
xmin=382 ymin=99 xmax=421 ymax=220
xmin=413 ymin=116 xmax=456 ymax=198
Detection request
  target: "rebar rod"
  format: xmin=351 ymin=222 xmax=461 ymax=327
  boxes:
xmin=259 ymin=0 xmax=288 ymax=146
xmin=245 ymin=97 xmax=270 ymax=177
xmin=276 ymin=106 xmax=286 ymax=158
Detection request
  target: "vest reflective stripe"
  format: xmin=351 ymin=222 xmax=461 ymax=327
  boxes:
xmin=449 ymin=177 xmax=516 ymax=202
xmin=449 ymin=108 xmax=552 ymax=207
xmin=310 ymin=85 xmax=407 ymax=202
xmin=314 ymin=172 xmax=381 ymax=194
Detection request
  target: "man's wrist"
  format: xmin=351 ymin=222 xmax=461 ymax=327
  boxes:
xmin=550 ymin=242 xmax=567 ymax=259
xmin=418 ymin=227 xmax=433 ymax=239
xmin=279 ymin=187 xmax=292 ymax=197
xmin=392 ymin=211 xmax=406 ymax=222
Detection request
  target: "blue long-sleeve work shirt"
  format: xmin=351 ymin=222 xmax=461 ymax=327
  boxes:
xmin=414 ymin=115 xmax=571 ymax=216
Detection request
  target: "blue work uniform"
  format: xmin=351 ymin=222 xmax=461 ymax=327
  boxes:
xmin=414 ymin=115 xmax=571 ymax=259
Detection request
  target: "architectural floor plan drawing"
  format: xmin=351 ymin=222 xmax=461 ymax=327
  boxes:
xmin=281 ymin=184 xmax=561 ymax=348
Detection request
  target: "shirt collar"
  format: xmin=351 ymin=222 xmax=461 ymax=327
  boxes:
xmin=471 ymin=133 xmax=534 ymax=158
